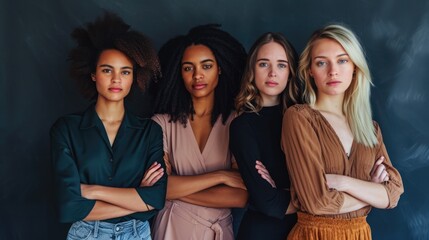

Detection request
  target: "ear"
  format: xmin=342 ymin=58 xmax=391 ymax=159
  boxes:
xmin=309 ymin=70 xmax=313 ymax=77
xmin=91 ymin=73 xmax=96 ymax=82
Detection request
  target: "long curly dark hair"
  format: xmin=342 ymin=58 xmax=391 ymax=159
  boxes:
xmin=68 ymin=11 xmax=160 ymax=99
xmin=153 ymin=24 xmax=247 ymax=126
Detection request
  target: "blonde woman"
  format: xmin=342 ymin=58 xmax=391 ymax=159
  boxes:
xmin=282 ymin=24 xmax=404 ymax=239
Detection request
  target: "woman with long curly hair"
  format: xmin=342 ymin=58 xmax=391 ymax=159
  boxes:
xmin=150 ymin=24 xmax=248 ymax=240
xmin=51 ymin=12 xmax=166 ymax=239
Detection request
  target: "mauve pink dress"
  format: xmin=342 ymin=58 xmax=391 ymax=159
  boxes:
xmin=151 ymin=113 xmax=236 ymax=240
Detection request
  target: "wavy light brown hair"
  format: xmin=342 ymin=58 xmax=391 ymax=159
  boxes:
xmin=235 ymin=32 xmax=302 ymax=114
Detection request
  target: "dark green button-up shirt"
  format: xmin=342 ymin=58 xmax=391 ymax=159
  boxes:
xmin=50 ymin=105 xmax=167 ymax=223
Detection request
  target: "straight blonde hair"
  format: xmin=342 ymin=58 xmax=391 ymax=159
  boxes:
xmin=299 ymin=24 xmax=377 ymax=147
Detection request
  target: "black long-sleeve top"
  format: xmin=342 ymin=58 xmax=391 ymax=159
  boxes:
xmin=229 ymin=105 xmax=296 ymax=240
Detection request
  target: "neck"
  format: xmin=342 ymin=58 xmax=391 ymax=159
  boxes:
xmin=95 ymin=98 xmax=125 ymax=122
xmin=192 ymin=95 xmax=214 ymax=118
xmin=261 ymin=95 xmax=280 ymax=107
xmin=314 ymin=93 xmax=344 ymax=115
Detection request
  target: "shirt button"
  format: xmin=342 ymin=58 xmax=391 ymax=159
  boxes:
xmin=108 ymin=177 xmax=112 ymax=181
xmin=109 ymin=158 xmax=113 ymax=163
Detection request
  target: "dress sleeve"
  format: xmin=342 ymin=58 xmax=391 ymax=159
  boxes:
xmin=134 ymin=122 xmax=167 ymax=211
xmin=230 ymin=118 xmax=289 ymax=219
xmin=50 ymin=119 xmax=96 ymax=223
xmin=282 ymin=107 xmax=344 ymax=215
xmin=373 ymin=122 xmax=404 ymax=208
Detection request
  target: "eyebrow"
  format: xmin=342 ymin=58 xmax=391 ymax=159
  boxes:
xmin=256 ymin=58 xmax=289 ymax=63
xmin=182 ymin=59 xmax=215 ymax=65
xmin=99 ymin=64 xmax=133 ymax=70
xmin=313 ymin=53 xmax=349 ymax=59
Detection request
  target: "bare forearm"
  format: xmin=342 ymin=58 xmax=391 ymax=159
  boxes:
xmin=338 ymin=193 xmax=369 ymax=214
xmin=166 ymin=173 xmax=223 ymax=199
xmin=343 ymin=177 xmax=389 ymax=208
xmin=85 ymin=185 xmax=151 ymax=211
xmin=179 ymin=185 xmax=248 ymax=208
xmin=83 ymin=201 xmax=136 ymax=221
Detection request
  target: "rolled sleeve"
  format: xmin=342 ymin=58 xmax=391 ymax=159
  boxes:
xmin=50 ymin=119 xmax=96 ymax=223
xmin=374 ymin=123 xmax=404 ymax=208
xmin=135 ymin=122 xmax=167 ymax=211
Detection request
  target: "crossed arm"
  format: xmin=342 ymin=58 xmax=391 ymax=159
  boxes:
xmin=257 ymin=156 xmax=389 ymax=215
xmin=81 ymin=162 xmax=165 ymax=220
xmin=164 ymin=154 xmax=248 ymax=208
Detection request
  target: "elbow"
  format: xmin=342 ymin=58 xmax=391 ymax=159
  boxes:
xmin=233 ymin=190 xmax=248 ymax=208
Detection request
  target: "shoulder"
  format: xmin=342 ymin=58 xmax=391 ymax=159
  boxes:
xmin=285 ymin=104 xmax=313 ymax=120
xmin=50 ymin=111 xmax=84 ymax=133
xmin=151 ymin=113 xmax=171 ymax=128
xmin=230 ymin=111 xmax=256 ymax=127
xmin=130 ymin=113 xmax=162 ymax=133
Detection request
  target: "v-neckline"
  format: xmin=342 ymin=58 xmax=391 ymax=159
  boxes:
xmin=311 ymin=107 xmax=355 ymax=159
xmin=187 ymin=117 xmax=217 ymax=156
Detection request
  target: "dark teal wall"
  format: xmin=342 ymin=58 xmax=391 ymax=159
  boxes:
xmin=1 ymin=0 xmax=428 ymax=239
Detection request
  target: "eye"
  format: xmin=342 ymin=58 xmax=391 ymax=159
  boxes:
xmin=101 ymin=68 xmax=112 ymax=73
xmin=316 ymin=61 xmax=327 ymax=67
xmin=182 ymin=66 xmax=193 ymax=72
xmin=338 ymin=59 xmax=349 ymax=64
xmin=258 ymin=62 xmax=268 ymax=68
xmin=202 ymin=64 xmax=213 ymax=70
xmin=122 ymin=70 xmax=132 ymax=75
xmin=278 ymin=63 xmax=288 ymax=69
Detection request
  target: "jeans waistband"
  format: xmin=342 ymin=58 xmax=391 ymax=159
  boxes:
xmin=80 ymin=219 xmax=146 ymax=238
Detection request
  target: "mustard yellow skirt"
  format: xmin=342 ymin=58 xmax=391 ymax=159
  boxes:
xmin=287 ymin=212 xmax=371 ymax=240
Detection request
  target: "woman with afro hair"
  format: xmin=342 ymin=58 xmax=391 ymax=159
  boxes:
xmin=50 ymin=12 xmax=166 ymax=239
xmin=150 ymin=25 xmax=248 ymax=240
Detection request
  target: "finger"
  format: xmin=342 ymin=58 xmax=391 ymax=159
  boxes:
xmin=146 ymin=168 xmax=164 ymax=183
xmin=144 ymin=163 xmax=161 ymax=178
xmin=373 ymin=164 xmax=386 ymax=178
xmin=370 ymin=157 xmax=384 ymax=175
xmin=261 ymin=175 xmax=275 ymax=188
xmin=148 ymin=171 xmax=164 ymax=185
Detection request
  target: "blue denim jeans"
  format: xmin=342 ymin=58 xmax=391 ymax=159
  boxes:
xmin=67 ymin=219 xmax=151 ymax=240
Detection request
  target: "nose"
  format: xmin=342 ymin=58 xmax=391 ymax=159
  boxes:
xmin=328 ymin=64 xmax=338 ymax=77
xmin=269 ymin=68 xmax=277 ymax=77
xmin=193 ymin=68 xmax=203 ymax=81
xmin=112 ymin=71 xmax=121 ymax=83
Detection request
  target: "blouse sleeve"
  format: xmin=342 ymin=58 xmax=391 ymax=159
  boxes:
xmin=282 ymin=106 xmax=344 ymax=215
xmin=230 ymin=118 xmax=289 ymax=219
xmin=134 ymin=121 xmax=167 ymax=211
xmin=373 ymin=122 xmax=404 ymax=208
xmin=50 ymin=119 xmax=96 ymax=223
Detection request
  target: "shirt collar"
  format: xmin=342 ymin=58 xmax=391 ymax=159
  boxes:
xmin=79 ymin=104 xmax=145 ymax=130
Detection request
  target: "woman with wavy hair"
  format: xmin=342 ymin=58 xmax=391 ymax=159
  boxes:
xmin=229 ymin=32 xmax=301 ymax=240
xmin=282 ymin=24 xmax=404 ymax=239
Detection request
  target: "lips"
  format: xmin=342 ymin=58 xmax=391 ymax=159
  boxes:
xmin=265 ymin=81 xmax=279 ymax=87
xmin=108 ymin=87 xmax=122 ymax=92
xmin=326 ymin=81 xmax=341 ymax=86
xmin=192 ymin=83 xmax=207 ymax=90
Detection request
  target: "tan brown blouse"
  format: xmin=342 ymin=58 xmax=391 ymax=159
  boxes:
xmin=282 ymin=104 xmax=404 ymax=219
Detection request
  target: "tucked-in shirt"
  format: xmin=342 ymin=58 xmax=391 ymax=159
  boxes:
xmin=50 ymin=105 xmax=167 ymax=223
xmin=151 ymin=113 xmax=235 ymax=240
xmin=230 ymin=105 xmax=296 ymax=240
xmin=282 ymin=104 xmax=404 ymax=218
